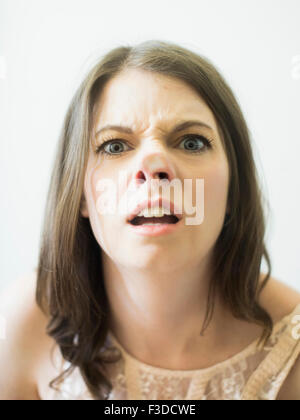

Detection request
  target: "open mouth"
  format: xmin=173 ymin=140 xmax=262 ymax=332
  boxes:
xmin=129 ymin=215 xmax=180 ymax=226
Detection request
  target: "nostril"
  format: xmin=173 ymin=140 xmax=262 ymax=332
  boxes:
xmin=136 ymin=171 xmax=146 ymax=182
xmin=158 ymin=172 xmax=168 ymax=180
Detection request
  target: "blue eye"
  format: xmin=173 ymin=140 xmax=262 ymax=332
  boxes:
xmin=179 ymin=134 xmax=213 ymax=153
xmin=102 ymin=140 xmax=127 ymax=155
xmin=96 ymin=139 xmax=129 ymax=156
xmin=95 ymin=134 xmax=213 ymax=157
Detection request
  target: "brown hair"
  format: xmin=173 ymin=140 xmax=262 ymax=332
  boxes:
xmin=36 ymin=39 xmax=273 ymax=400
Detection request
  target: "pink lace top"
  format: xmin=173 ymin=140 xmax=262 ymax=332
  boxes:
xmin=41 ymin=303 xmax=300 ymax=400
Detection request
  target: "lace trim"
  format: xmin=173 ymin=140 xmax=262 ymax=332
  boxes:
xmin=242 ymin=302 xmax=300 ymax=400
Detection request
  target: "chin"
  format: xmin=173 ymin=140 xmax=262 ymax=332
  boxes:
xmin=129 ymin=247 xmax=181 ymax=269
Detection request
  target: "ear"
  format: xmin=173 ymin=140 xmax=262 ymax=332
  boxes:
xmin=80 ymin=194 xmax=89 ymax=218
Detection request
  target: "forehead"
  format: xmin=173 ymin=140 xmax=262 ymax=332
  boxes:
xmin=93 ymin=69 xmax=218 ymax=134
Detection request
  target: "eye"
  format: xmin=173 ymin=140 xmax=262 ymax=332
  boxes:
xmin=95 ymin=138 xmax=130 ymax=157
xmin=178 ymin=134 xmax=213 ymax=154
xmin=95 ymin=133 xmax=213 ymax=157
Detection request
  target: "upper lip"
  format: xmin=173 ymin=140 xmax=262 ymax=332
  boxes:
xmin=126 ymin=197 xmax=183 ymax=223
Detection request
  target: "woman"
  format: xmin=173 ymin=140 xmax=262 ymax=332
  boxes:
xmin=0 ymin=40 xmax=299 ymax=400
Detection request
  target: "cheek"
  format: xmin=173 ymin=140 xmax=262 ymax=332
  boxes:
xmin=203 ymin=160 xmax=229 ymax=219
xmin=84 ymin=157 xmax=116 ymax=216
xmin=83 ymin=162 xmax=123 ymax=255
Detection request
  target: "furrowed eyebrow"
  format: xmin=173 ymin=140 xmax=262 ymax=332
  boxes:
xmin=95 ymin=120 xmax=214 ymax=138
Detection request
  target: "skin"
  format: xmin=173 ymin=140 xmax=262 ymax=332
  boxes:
xmin=80 ymin=68 xmax=262 ymax=370
xmin=0 ymin=71 xmax=299 ymax=398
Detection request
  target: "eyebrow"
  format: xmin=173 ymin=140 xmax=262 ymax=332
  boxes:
xmin=95 ymin=120 xmax=213 ymax=138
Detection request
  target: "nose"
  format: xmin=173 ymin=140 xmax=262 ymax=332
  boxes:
xmin=134 ymin=151 xmax=176 ymax=185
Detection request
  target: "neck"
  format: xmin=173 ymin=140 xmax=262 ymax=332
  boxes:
xmin=102 ymin=251 xmax=230 ymax=368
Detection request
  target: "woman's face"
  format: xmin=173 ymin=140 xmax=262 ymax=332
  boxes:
xmin=82 ymin=68 xmax=230 ymax=272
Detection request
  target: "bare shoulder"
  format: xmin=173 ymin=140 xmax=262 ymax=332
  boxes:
xmin=258 ymin=272 xmax=300 ymax=324
xmin=0 ymin=269 xmax=58 ymax=400
xmin=276 ymin=354 xmax=300 ymax=400
xmin=258 ymin=272 xmax=300 ymax=400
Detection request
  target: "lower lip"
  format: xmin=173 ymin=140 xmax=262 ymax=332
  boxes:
xmin=127 ymin=219 xmax=183 ymax=236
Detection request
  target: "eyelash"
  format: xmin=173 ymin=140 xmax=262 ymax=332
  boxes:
xmin=95 ymin=134 xmax=213 ymax=158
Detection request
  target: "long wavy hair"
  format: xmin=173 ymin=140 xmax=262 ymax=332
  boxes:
xmin=36 ymin=39 xmax=273 ymax=400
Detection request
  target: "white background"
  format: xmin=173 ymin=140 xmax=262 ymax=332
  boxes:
xmin=0 ymin=0 xmax=299 ymax=292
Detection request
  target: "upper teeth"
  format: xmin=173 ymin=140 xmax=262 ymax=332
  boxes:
xmin=136 ymin=206 xmax=172 ymax=218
